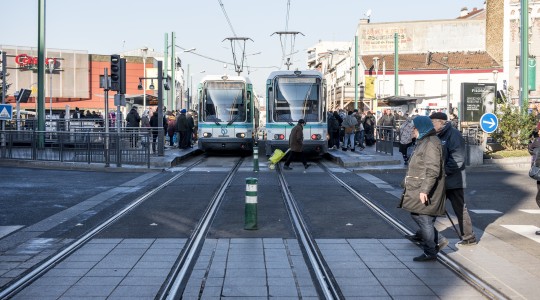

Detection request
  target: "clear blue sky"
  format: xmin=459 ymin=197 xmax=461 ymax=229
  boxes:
xmin=1 ymin=0 xmax=486 ymax=94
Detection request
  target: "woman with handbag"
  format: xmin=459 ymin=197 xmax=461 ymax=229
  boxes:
xmin=528 ymin=130 xmax=540 ymax=236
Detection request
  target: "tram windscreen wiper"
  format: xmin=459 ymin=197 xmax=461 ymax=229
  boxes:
xmin=215 ymin=121 xmax=221 ymax=125
xmin=287 ymin=121 xmax=294 ymax=126
xmin=227 ymin=115 xmax=239 ymax=126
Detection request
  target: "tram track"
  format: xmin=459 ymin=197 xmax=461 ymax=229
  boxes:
xmin=276 ymin=164 xmax=344 ymax=300
xmin=158 ymin=157 xmax=244 ymax=300
xmin=317 ymin=161 xmax=509 ymax=300
xmin=0 ymin=157 xmax=208 ymax=300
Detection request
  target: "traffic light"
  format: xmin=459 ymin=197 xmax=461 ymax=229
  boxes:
xmin=110 ymin=54 xmax=121 ymax=92
xmin=119 ymin=58 xmax=126 ymax=94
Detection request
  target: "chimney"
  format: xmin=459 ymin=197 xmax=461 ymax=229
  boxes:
xmin=460 ymin=7 xmax=469 ymax=17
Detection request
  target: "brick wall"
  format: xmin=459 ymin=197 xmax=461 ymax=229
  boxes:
xmin=486 ymin=0 xmax=504 ymax=64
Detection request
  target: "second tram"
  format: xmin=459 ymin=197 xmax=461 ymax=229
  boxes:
xmin=264 ymin=70 xmax=327 ymax=156
xmin=197 ymin=74 xmax=259 ymax=153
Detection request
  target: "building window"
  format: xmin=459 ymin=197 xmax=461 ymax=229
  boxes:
xmin=414 ymin=80 xmax=425 ymax=97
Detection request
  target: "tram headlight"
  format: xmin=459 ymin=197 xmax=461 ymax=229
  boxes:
xmin=203 ymin=132 xmax=212 ymax=138
xmin=273 ymin=134 xmax=285 ymax=140
xmin=311 ymin=134 xmax=321 ymax=140
xmin=236 ymin=132 xmax=246 ymax=138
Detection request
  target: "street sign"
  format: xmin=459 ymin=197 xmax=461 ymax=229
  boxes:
xmin=0 ymin=104 xmax=13 ymax=121
xmin=480 ymin=112 xmax=498 ymax=133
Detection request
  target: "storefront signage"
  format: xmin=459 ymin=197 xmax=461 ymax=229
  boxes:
xmin=14 ymin=54 xmax=58 ymax=70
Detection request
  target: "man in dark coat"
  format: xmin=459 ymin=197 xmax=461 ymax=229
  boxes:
xmin=126 ymin=107 xmax=141 ymax=147
xmin=399 ymin=116 xmax=447 ymax=261
xmin=149 ymin=109 xmax=168 ymax=153
xmin=283 ymin=119 xmax=311 ymax=170
xmin=176 ymin=109 xmax=190 ymax=149
xmin=430 ymin=112 xmax=477 ymax=246
xmin=126 ymin=107 xmax=141 ymax=127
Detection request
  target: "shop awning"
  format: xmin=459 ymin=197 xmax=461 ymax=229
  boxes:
xmin=125 ymin=94 xmax=159 ymax=106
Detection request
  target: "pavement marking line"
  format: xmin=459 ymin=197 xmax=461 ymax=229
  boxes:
xmin=519 ymin=209 xmax=540 ymax=214
xmin=0 ymin=226 xmax=24 ymax=239
xmin=501 ymin=225 xmax=540 ymax=244
xmin=469 ymin=209 xmax=503 ymax=214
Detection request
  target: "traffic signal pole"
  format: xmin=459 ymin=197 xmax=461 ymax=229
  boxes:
xmin=37 ymin=0 xmax=46 ymax=147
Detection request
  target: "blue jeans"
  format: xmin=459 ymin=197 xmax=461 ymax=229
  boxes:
xmin=411 ymin=213 xmax=441 ymax=256
xmin=355 ymin=130 xmax=365 ymax=147
xmin=343 ymin=133 xmax=355 ymax=149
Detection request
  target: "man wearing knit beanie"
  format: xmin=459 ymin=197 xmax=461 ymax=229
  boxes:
xmin=430 ymin=112 xmax=477 ymax=246
xmin=399 ymin=115 xmax=448 ymax=261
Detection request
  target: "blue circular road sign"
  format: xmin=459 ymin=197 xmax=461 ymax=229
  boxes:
xmin=480 ymin=113 xmax=499 ymax=133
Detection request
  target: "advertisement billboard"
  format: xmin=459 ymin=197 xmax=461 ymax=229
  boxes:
xmin=460 ymin=82 xmax=496 ymax=123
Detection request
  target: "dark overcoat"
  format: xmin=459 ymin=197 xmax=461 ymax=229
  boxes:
xmin=399 ymin=131 xmax=446 ymax=216
xmin=288 ymin=124 xmax=304 ymax=152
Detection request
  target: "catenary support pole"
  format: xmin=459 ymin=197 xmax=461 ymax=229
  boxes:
xmin=394 ymin=33 xmax=399 ymax=96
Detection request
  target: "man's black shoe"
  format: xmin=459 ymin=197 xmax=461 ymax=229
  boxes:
xmin=413 ymin=253 xmax=437 ymax=262
xmin=405 ymin=234 xmax=423 ymax=243
xmin=304 ymin=164 xmax=311 ymax=170
xmin=283 ymin=166 xmax=293 ymax=170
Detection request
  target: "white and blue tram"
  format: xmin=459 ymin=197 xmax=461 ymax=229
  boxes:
xmin=264 ymin=70 xmax=327 ymax=156
xmin=197 ymin=74 xmax=259 ymax=152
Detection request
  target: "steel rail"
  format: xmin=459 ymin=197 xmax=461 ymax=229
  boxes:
xmin=276 ymin=165 xmax=343 ymax=300
xmin=160 ymin=158 xmax=244 ymax=300
xmin=0 ymin=157 xmax=206 ymax=300
xmin=318 ymin=162 xmax=510 ymax=300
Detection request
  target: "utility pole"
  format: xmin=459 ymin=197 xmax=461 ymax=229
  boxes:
xmin=163 ymin=33 xmax=168 ymax=110
xmin=394 ymin=33 xmax=399 ymax=96
xmin=171 ymin=31 xmax=176 ymax=111
xmin=354 ymin=35 xmax=358 ymax=110
xmin=520 ymin=0 xmax=529 ymax=109
xmin=37 ymin=0 xmax=46 ymax=147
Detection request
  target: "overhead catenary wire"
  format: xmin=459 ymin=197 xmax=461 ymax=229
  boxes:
xmin=217 ymin=0 xmax=253 ymax=75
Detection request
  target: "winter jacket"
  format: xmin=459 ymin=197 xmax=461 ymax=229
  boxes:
xmin=126 ymin=108 xmax=141 ymax=127
xmin=342 ymin=114 xmax=358 ymax=133
xmin=399 ymin=118 xmax=415 ymax=145
xmin=150 ymin=114 xmax=168 ymax=134
xmin=176 ymin=113 xmax=189 ymax=132
xmin=437 ymin=122 xmax=467 ymax=189
xmin=288 ymin=124 xmax=304 ymax=152
xmin=328 ymin=115 xmax=339 ymax=132
xmin=399 ymin=130 xmax=446 ymax=216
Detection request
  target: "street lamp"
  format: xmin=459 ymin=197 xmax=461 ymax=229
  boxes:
xmin=138 ymin=60 xmax=165 ymax=156
xmin=140 ymin=47 xmax=149 ymax=112
xmin=427 ymin=51 xmax=451 ymax=113
xmin=48 ymin=59 xmax=54 ymax=120
xmin=373 ymin=57 xmax=379 ymax=100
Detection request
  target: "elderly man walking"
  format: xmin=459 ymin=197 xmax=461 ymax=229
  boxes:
xmin=430 ymin=112 xmax=477 ymax=246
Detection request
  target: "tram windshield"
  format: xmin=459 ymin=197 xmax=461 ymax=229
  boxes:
xmin=273 ymin=77 xmax=320 ymax=122
xmin=203 ymin=81 xmax=246 ymax=122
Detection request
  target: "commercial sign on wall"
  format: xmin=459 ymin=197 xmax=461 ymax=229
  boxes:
xmin=460 ymin=82 xmax=496 ymax=122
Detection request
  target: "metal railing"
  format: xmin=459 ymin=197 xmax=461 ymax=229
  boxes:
xmin=375 ymin=125 xmax=395 ymax=155
xmin=0 ymin=128 xmax=158 ymax=168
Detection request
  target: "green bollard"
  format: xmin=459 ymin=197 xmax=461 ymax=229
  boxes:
xmin=253 ymin=146 xmax=259 ymax=172
xmin=244 ymin=177 xmax=258 ymax=230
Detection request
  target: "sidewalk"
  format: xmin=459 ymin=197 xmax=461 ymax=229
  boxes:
xmin=326 ymin=143 xmax=531 ymax=172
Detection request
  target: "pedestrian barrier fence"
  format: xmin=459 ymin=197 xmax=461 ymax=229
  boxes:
xmin=375 ymin=126 xmax=395 ymax=155
xmin=0 ymin=128 xmax=161 ymax=167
